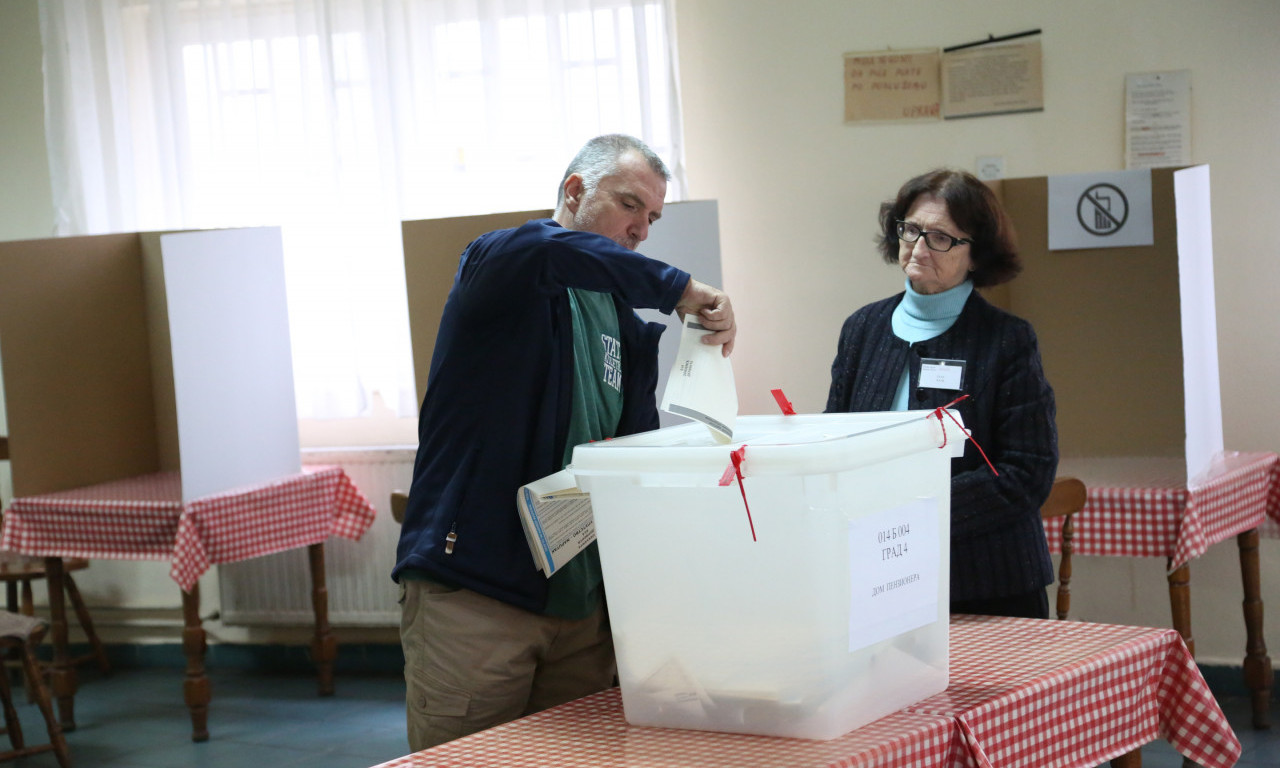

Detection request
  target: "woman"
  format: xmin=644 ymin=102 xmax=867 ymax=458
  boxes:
xmin=826 ymin=169 xmax=1057 ymax=619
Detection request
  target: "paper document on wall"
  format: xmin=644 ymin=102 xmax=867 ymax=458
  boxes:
xmin=516 ymin=468 xmax=594 ymax=577
xmin=660 ymin=316 xmax=738 ymax=443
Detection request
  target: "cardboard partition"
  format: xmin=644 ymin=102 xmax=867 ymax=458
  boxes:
xmin=0 ymin=234 xmax=159 ymax=496
xmin=987 ymin=166 xmax=1220 ymax=480
xmin=0 ymin=228 xmax=301 ymax=500
xmin=401 ymin=202 xmax=723 ymax=427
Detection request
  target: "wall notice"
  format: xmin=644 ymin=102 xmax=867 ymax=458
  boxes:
xmin=1047 ymin=170 xmax=1155 ymax=250
xmin=843 ymin=48 xmax=940 ymax=123
xmin=941 ymin=38 xmax=1043 ymax=119
xmin=1125 ymin=70 xmax=1191 ymax=170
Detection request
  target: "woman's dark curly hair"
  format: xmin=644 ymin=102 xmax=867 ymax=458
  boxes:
xmin=877 ymin=169 xmax=1021 ymax=288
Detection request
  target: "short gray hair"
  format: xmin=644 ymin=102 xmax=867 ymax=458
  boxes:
xmin=555 ymin=134 xmax=670 ymax=205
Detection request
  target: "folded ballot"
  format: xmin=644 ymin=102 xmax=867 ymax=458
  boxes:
xmin=660 ymin=315 xmax=738 ymax=443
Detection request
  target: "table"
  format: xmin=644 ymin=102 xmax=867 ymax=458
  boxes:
xmin=912 ymin=615 xmax=1238 ymax=768
xmin=0 ymin=465 xmax=376 ymax=741
xmin=367 ymin=615 xmax=1240 ymax=768
xmin=1045 ymin=451 xmax=1279 ymax=728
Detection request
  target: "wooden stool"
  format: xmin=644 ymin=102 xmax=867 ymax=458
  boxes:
xmin=0 ymin=553 xmax=109 ymax=675
xmin=0 ymin=611 xmax=71 ymax=767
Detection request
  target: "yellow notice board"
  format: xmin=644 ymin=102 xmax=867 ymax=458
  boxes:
xmin=843 ymin=48 xmax=940 ymax=123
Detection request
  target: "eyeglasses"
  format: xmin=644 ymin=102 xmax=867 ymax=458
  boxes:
xmin=895 ymin=220 xmax=972 ymax=253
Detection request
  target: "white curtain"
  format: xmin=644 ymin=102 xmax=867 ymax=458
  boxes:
xmin=38 ymin=0 xmax=685 ymax=419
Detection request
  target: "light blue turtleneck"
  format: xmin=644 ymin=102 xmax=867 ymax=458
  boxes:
xmin=889 ymin=278 xmax=973 ymax=410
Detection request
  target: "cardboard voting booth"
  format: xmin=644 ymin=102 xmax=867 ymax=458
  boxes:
xmin=986 ymin=166 xmax=1220 ymax=483
xmin=573 ymin=412 xmax=956 ymax=740
xmin=401 ymin=202 xmax=723 ymax=424
xmin=0 ymin=228 xmax=301 ymax=501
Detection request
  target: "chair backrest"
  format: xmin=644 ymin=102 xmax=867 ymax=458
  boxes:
xmin=1042 ymin=477 xmax=1086 ymax=521
xmin=1041 ymin=477 xmax=1086 ymax=620
xmin=390 ymin=491 xmax=408 ymax=525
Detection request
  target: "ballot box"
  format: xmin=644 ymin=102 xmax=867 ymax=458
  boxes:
xmin=572 ymin=412 xmax=959 ymax=740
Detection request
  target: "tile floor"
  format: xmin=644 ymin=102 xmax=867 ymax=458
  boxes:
xmin=0 ymin=661 xmax=1274 ymax=767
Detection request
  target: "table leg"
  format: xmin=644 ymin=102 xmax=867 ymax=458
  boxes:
xmin=1110 ymin=748 xmax=1142 ymax=767
xmin=181 ymin=584 xmax=210 ymax=742
xmin=1166 ymin=561 xmax=1194 ymax=657
xmin=1236 ymin=527 xmax=1271 ymax=729
xmin=308 ymin=543 xmax=337 ymax=697
xmin=42 ymin=557 xmax=77 ymax=731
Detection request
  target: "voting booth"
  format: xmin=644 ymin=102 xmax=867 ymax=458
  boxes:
xmin=984 ymin=166 xmax=1220 ymax=480
xmin=573 ymin=412 xmax=957 ymax=740
xmin=0 ymin=228 xmax=300 ymax=500
xmin=401 ymin=202 xmax=722 ymax=426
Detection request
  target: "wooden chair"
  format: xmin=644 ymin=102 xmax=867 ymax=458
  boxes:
xmin=390 ymin=491 xmax=408 ymax=525
xmin=1040 ymin=477 xmax=1087 ymax=620
xmin=0 ymin=611 xmax=71 ymax=767
xmin=0 ymin=436 xmax=109 ymax=676
xmin=0 ymin=554 xmax=110 ymax=675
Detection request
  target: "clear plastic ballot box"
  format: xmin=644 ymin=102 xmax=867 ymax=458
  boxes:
xmin=571 ymin=412 xmax=961 ymax=740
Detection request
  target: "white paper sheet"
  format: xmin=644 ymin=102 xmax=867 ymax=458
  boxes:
xmin=659 ymin=315 xmax=738 ymax=443
xmin=847 ymin=498 xmax=941 ymax=652
xmin=1126 ymin=70 xmax=1192 ymax=170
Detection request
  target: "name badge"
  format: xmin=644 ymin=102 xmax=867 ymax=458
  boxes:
xmin=919 ymin=358 xmax=965 ymax=390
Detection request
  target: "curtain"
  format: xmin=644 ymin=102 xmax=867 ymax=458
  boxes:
xmin=39 ymin=0 xmax=685 ymax=419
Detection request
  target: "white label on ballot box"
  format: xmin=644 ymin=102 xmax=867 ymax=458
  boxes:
xmin=847 ymin=498 xmax=941 ymax=652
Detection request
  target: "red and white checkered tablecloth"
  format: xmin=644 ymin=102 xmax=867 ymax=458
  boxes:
xmin=1265 ymin=455 xmax=1280 ymax=540
xmin=1045 ymin=451 xmax=1280 ymax=570
xmin=368 ymin=687 xmax=959 ymax=768
xmin=906 ymin=615 xmax=1239 ymax=768
xmin=366 ymin=616 xmax=1238 ymax=768
xmin=0 ymin=465 xmax=376 ymax=592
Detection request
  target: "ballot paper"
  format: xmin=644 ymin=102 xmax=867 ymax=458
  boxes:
xmin=516 ymin=468 xmax=593 ymax=577
xmin=660 ymin=316 xmax=738 ymax=443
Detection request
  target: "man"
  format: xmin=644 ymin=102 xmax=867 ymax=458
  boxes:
xmin=393 ymin=134 xmax=735 ymax=750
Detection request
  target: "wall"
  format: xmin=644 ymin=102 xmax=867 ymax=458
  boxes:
xmin=674 ymin=0 xmax=1280 ymax=666
xmin=0 ymin=0 xmax=54 ymax=502
xmin=1 ymin=0 xmax=1279 ymax=666
xmin=0 ymin=0 xmax=54 ymax=245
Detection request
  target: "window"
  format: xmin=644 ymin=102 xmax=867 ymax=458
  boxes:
xmin=41 ymin=0 xmax=684 ymax=440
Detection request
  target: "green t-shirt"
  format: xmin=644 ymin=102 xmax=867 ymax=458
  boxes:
xmin=542 ymin=288 xmax=623 ymax=619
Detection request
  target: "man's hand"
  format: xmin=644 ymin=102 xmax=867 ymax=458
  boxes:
xmin=676 ymin=278 xmax=736 ymax=357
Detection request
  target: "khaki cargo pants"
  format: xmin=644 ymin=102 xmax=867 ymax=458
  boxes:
xmin=399 ymin=578 xmax=615 ymax=751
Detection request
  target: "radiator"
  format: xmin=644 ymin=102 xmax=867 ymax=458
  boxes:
xmin=217 ymin=447 xmax=414 ymax=626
